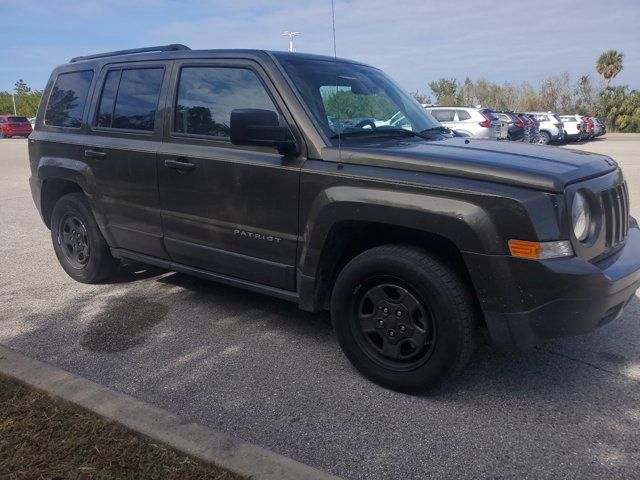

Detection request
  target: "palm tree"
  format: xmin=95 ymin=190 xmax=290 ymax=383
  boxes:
xmin=596 ymin=50 xmax=624 ymax=87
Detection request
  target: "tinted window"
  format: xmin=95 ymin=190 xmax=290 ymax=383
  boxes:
xmin=45 ymin=70 xmax=93 ymax=128
xmin=8 ymin=116 xmax=29 ymax=123
xmin=430 ymin=109 xmax=455 ymax=122
xmin=95 ymin=70 xmax=121 ymax=128
xmin=112 ymin=68 xmax=163 ymax=131
xmin=456 ymin=110 xmax=472 ymax=120
xmin=174 ymin=67 xmax=277 ymax=139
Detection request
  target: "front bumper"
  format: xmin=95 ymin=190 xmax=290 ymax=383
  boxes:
xmin=463 ymin=225 xmax=640 ymax=350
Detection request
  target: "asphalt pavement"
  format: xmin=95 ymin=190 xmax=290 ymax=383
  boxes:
xmin=1 ymin=135 xmax=639 ymax=479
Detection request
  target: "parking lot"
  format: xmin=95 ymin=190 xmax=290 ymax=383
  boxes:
xmin=1 ymin=135 xmax=639 ymax=479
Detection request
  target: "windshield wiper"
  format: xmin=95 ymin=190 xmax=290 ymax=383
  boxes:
xmin=420 ymin=126 xmax=451 ymax=134
xmin=330 ymin=128 xmax=431 ymax=140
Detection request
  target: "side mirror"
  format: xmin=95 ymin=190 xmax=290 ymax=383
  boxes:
xmin=230 ymin=109 xmax=298 ymax=156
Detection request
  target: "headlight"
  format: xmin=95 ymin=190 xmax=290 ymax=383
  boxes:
xmin=572 ymin=191 xmax=591 ymax=241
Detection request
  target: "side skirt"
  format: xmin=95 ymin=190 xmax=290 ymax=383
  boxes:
xmin=110 ymin=248 xmax=300 ymax=303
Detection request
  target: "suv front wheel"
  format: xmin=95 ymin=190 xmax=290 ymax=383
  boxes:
xmin=331 ymin=245 xmax=477 ymax=392
xmin=50 ymin=192 xmax=119 ymax=283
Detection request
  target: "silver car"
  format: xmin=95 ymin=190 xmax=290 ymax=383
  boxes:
xmin=425 ymin=107 xmax=505 ymax=140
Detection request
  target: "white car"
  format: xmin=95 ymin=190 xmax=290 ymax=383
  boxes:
xmin=526 ymin=112 xmax=565 ymax=145
xmin=425 ymin=107 xmax=506 ymax=140
xmin=559 ymin=115 xmax=585 ymax=142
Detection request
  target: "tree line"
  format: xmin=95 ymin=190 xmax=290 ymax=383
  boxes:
xmin=0 ymin=80 xmax=42 ymax=119
xmin=414 ymin=50 xmax=639 ymax=132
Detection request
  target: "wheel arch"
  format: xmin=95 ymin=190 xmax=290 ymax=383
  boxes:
xmin=297 ymin=187 xmax=498 ymax=314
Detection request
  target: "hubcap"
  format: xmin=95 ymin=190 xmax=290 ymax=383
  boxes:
xmin=58 ymin=214 xmax=90 ymax=269
xmin=354 ymin=282 xmax=435 ymax=367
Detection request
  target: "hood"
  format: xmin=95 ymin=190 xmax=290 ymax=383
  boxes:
xmin=322 ymin=138 xmax=617 ymax=192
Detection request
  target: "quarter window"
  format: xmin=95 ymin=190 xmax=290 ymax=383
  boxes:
xmin=45 ymin=70 xmax=94 ymax=128
xmin=430 ymin=109 xmax=455 ymax=122
xmin=456 ymin=110 xmax=472 ymax=120
xmin=174 ymin=67 xmax=277 ymax=139
xmin=95 ymin=67 xmax=164 ymax=131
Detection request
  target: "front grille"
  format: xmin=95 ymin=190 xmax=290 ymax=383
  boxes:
xmin=601 ymin=182 xmax=630 ymax=247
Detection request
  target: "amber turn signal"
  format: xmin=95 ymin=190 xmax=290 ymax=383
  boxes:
xmin=508 ymin=239 xmax=573 ymax=260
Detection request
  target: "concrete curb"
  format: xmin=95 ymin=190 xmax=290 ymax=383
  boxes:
xmin=0 ymin=345 xmax=341 ymax=480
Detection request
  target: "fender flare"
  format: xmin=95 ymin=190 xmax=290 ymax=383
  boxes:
xmin=298 ymin=186 xmax=503 ymax=279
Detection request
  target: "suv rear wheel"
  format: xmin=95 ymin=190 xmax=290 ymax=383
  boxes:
xmin=50 ymin=192 xmax=119 ymax=283
xmin=538 ymin=131 xmax=551 ymax=145
xmin=331 ymin=245 xmax=477 ymax=392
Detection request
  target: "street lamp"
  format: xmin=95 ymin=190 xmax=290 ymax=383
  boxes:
xmin=282 ymin=31 xmax=300 ymax=52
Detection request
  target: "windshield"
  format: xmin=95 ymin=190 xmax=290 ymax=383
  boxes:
xmin=276 ymin=55 xmax=440 ymax=145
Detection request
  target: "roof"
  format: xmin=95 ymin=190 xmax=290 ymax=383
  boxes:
xmin=65 ymin=43 xmax=368 ymax=67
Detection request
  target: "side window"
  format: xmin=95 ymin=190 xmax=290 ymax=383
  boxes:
xmin=44 ymin=70 xmax=94 ymax=128
xmin=456 ymin=110 xmax=472 ymax=121
xmin=96 ymin=70 xmax=120 ymax=128
xmin=94 ymin=67 xmax=164 ymax=131
xmin=430 ymin=109 xmax=454 ymax=122
xmin=174 ymin=67 xmax=278 ymax=139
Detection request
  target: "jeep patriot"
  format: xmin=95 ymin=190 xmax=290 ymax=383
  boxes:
xmin=28 ymin=44 xmax=640 ymax=391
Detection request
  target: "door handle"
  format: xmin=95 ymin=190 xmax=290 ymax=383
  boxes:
xmin=84 ymin=149 xmax=106 ymax=159
xmin=164 ymin=158 xmax=196 ymax=171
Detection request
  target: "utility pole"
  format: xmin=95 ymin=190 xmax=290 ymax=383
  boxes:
xmin=282 ymin=31 xmax=300 ymax=52
xmin=12 ymin=94 xmax=17 ymax=115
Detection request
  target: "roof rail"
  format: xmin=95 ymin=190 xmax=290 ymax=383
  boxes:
xmin=70 ymin=44 xmax=191 ymax=63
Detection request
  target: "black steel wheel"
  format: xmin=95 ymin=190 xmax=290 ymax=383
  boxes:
xmin=331 ymin=245 xmax=477 ymax=392
xmin=352 ymin=280 xmax=436 ymax=370
xmin=51 ymin=192 xmax=119 ymax=283
xmin=58 ymin=214 xmax=91 ymax=269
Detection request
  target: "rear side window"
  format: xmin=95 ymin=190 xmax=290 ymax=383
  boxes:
xmin=45 ymin=70 xmax=94 ymax=128
xmin=8 ymin=116 xmax=29 ymax=123
xmin=174 ymin=67 xmax=277 ymax=139
xmin=456 ymin=110 xmax=472 ymax=120
xmin=95 ymin=67 xmax=164 ymax=131
xmin=430 ymin=109 xmax=455 ymax=122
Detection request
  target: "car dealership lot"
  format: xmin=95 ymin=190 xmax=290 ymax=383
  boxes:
xmin=1 ymin=136 xmax=639 ymax=479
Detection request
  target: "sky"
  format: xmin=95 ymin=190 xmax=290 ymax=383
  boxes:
xmin=0 ymin=0 xmax=638 ymax=95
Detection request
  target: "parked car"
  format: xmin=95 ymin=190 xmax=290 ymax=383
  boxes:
xmin=592 ymin=117 xmax=606 ymax=137
xmin=526 ymin=112 xmax=565 ymax=145
xmin=28 ymin=45 xmax=640 ymax=392
xmin=517 ymin=113 xmax=538 ymax=143
xmin=581 ymin=116 xmax=595 ymax=140
xmin=559 ymin=115 xmax=585 ymax=142
xmin=0 ymin=115 xmax=33 ymax=138
xmin=494 ymin=111 xmax=526 ymax=142
xmin=425 ymin=106 xmax=505 ymax=140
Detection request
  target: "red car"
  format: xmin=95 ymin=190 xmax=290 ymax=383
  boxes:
xmin=581 ymin=115 xmax=595 ymax=139
xmin=0 ymin=115 xmax=33 ymax=138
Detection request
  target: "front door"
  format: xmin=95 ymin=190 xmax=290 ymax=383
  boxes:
xmin=157 ymin=60 xmax=302 ymax=290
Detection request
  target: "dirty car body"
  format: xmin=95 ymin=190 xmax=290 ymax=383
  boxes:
xmin=28 ymin=46 xmax=640 ymax=391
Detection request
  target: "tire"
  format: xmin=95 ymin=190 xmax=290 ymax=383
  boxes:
xmin=537 ymin=131 xmax=550 ymax=145
xmin=0 ymin=130 xmax=4 ymax=139
xmin=330 ymin=245 xmax=477 ymax=392
xmin=50 ymin=192 xmax=119 ymax=283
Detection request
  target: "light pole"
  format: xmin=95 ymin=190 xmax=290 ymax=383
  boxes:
xmin=282 ymin=31 xmax=300 ymax=52
xmin=12 ymin=94 xmax=17 ymax=115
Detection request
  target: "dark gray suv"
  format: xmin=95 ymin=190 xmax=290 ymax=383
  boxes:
xmin=28 ymin=45 xmax=640 ymax=392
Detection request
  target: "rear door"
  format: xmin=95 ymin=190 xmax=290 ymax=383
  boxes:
xmin=84 ymin=61 xmax=172 ymax=258
xmin=157 ymin=59 xmax=302 ymax=290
